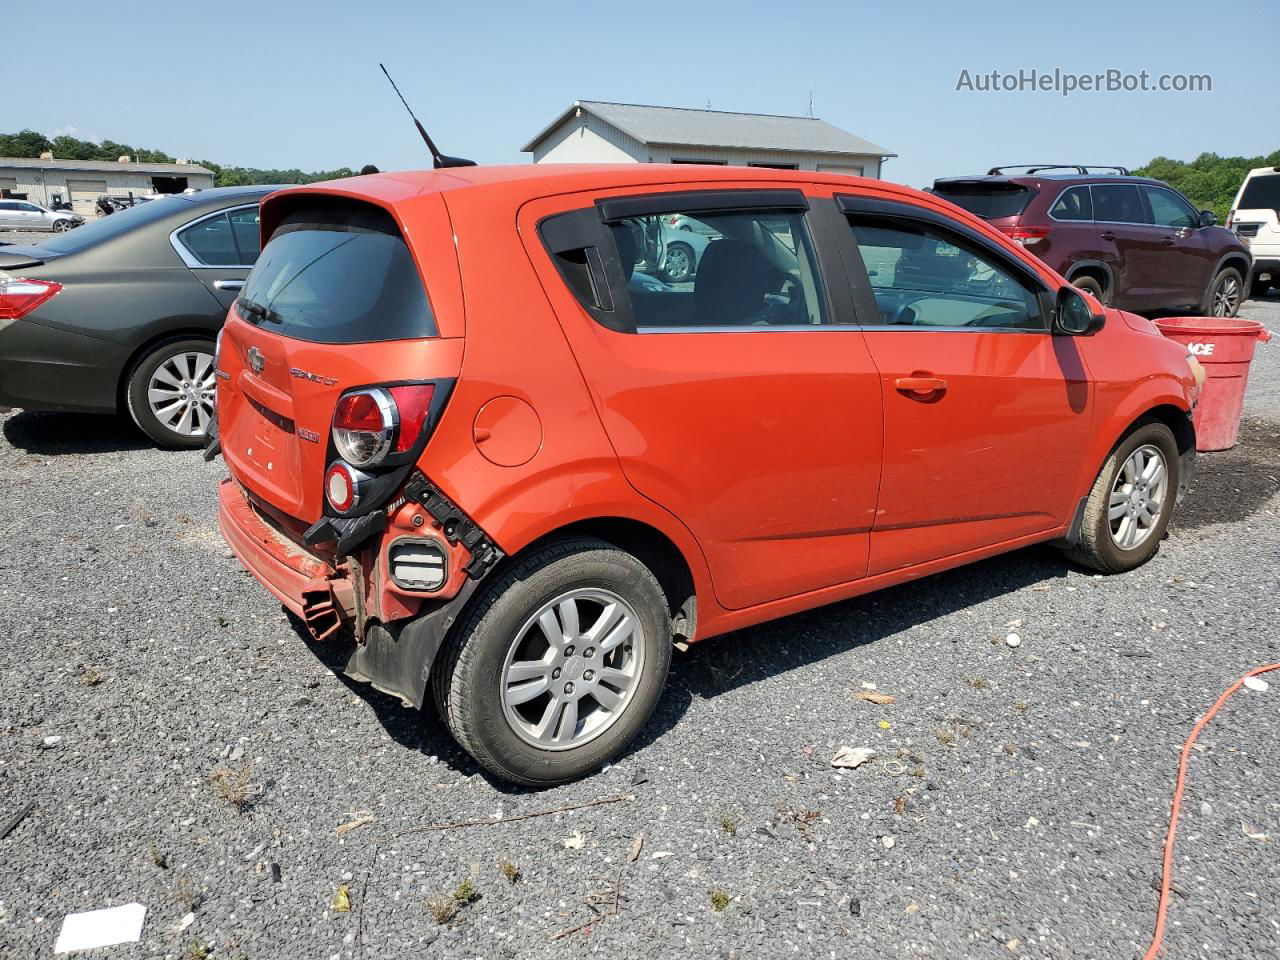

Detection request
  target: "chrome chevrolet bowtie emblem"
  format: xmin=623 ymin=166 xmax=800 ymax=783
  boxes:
xmin=247 ymin=346 xmax=265 ymax=374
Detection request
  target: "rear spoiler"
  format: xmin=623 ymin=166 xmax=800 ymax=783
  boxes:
xmin=0 ymin=248 xmax=47 ymax=271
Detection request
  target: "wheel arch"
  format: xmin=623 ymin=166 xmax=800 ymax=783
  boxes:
xmin=1065 ymin=259 xmax=1114 ymax=298
xmin=512 ymin=516 xmax=699 ymax=642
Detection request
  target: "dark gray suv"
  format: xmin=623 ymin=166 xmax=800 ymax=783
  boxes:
xmin=0 ymin=185 xmax=275 ymax=447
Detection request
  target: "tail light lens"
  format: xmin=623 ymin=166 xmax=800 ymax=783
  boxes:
xmin=1001 ymin=226 xmax=1051 ymax=247
xmin=0 ymin=278 xmax=62 ymax=320
xmin=331 ymin=383 xmax=436 ymax=468
xmin=325 ymin=461 xmax=373 ymax=513
xmin=1226 ymin=209 xmax=1235 ymax=230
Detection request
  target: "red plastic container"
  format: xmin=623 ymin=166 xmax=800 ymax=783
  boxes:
xmin=1155 ymin=316 xmax=1271 ymax=452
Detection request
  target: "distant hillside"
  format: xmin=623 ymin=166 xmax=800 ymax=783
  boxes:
xmin=1134 ymin=150 xmax=1279 ymax=221
xmin=0 ymin=129 xmax=357 ymax=187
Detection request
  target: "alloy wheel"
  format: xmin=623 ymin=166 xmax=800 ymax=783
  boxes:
xmin=147 ymin=350 xmax=216 ymax=437
xmin=664 ymin=245 xmax=692 ymax=282
xmin=500 ymin=588 xmax=645 ymax=750
xmin=1213 ymin=275 xmax=1240 ymax=316
xmin=1109 ymin=443 xmax=1167 ymax=550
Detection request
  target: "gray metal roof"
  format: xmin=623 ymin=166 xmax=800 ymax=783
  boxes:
xmin=523 ymin=101 xmax=895 ymax=157
xmin=0 ymin=156 xmax=214 ymax=175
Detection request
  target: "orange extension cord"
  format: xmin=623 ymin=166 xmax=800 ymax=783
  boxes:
xmin=1142 ymin=662 xmax=1280 ymax=960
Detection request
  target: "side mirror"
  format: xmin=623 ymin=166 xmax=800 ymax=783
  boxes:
xmin=1199 ymin=210 xmax=1217 ymax=228
xmin=1054 ymin=286 xmax=1105 ymax=336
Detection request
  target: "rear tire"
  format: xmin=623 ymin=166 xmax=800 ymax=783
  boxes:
xmin=1200 ymin=266 xmax=1244 ymax=317
xmin=1071 ymin=274 xmax=1107 ymax=305
xmin=432 ymin=538 xmax=672 ymax=787
xmin=1062 ymin=421 xmax=1180 ymax=573
xmin=124 ymin=336 xmax=217 ymax=449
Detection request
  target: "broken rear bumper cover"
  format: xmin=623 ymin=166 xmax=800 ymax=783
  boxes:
xmin=216 ymin=478 xmax=491 ymax=709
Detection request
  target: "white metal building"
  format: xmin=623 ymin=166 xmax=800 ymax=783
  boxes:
xmin=523 ymin=101 xmax=895 ymax=177
xmin=0 ymin=156 xmax=216 ymax=217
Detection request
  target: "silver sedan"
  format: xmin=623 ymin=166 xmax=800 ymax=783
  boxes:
xmin=0 ymin=199 xmax=84 ymax=232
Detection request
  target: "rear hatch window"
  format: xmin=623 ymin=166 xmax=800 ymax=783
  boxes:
xmin=933 ymin=182 xmax=1035 ymax=220
xmin=238 ymin=200 xmax=435 ymax=343
xmin=1239 ymin=174 xmax=1280 ymax=213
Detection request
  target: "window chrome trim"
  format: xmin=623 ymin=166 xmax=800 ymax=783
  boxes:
xmin=1046 ymin=185 xmax=1094 ymax=224
xmin=169 ymin=202 xmax=259 ymax=269
xmin=855 ymin=324 xmax=1049 ymax=334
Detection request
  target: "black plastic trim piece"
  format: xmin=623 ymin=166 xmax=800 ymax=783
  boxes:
xmin=403 ymin=472 xmax=504 ymax=578
xmin=596 ymin=189 xmax=808 ymax=223
xmin=202 ymin=416 xmax=221 ymax=461
xmin=303 ymin=510 xmax=387 ymax=557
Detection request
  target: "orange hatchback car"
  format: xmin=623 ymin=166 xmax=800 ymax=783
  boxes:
xmin=213 ymin=165 xmax=1202 ymax=786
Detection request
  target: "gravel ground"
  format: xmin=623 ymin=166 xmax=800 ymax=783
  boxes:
xmin=1 ymin=295 xmax=1277 ymax=960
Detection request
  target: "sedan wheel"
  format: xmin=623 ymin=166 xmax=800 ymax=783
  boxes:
xmin=1108 ymin=443 xmax=1167 ymax=550
xmin=52 ymin=220 xmax=71 ymax=233
xmin=1060 ymin=420 xmax=1180 ymax=573
xmin=661 ymin=242 xmax=695 ymax=283
xmin=501 ymin=588 xmax=646 ymax=750
xmin=125 ymin=337 xmax=218 ymax=449
xmin=433 ymin=538 xmax=673 ymax=787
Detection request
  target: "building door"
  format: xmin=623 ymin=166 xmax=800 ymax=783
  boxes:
xmin=67 ymin=179 xmax=108 ymax=217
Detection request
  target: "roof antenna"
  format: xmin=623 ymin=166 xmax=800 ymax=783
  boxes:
xmin=806 ymin=90 xmax=814 ymax=118
xmin=379 ymin=63 xmax=475 ymax=169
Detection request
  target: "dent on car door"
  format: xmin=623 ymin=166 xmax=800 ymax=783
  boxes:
xmin=834 ymin=194 xmax=1094 ymax=575
xmin=172 ymin=206 xmax=260 ymax=309
xmin=522 ymin=186 xmax=884 ymax=611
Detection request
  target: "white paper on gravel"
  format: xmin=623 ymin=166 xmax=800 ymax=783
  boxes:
xmin=54 ymin=903 xmax=146 ymax=953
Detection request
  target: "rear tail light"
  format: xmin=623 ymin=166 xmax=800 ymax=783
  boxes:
xmin=331 ymin=384 xmax=436 ymax=467
xmin=1226 ymin=209 xmax=1235 ymax=230
xmin=0 ymin=277 xmax=62 ymax=320
xmin=1001 ymin=226 xmax=1051 ymax=247
xmin=324 ymin=461 xmax=373 ymax=513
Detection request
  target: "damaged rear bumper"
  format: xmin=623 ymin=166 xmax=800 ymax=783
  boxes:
xmin=216 ymin=476 xmax=492 ymax=709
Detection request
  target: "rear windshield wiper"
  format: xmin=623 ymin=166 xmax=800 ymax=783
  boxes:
xmin=237 ymin=297 xmax=282 ymax=325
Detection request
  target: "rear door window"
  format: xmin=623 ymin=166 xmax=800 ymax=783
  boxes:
xmin=238 ymin=202 xmax=436 ymax=344
xmin=1092 ymin=184 xmax=1149 ymax=224
xmin=608 ymin=208 xmax=827 ymax=329
xmin=228 ymin=207 xmax=262 ymax=265
xmin=178 ymin=212 xmax=239 ymax=265
xmin=1049 ymin=186 xmax=1093 ymax=221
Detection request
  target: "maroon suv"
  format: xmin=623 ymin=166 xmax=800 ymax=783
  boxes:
xmin=933 ymin=165 xmax=1252 ymax=317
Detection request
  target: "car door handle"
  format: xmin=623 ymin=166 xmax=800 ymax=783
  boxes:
xmin=1161 ymin=236 xmax=1177 ymax=245
xmin=214 ymin=279 xmax=245 ymax=291
xmin=895 ymin=376 xmax=948 ymax=395
xmin=1100 ymin=231 xmax=1116 ymax=241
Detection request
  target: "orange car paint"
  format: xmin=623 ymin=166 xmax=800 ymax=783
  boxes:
xmin=217 ymin=164 xmax=1197 ymax=651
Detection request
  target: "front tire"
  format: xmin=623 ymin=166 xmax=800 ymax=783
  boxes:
xmin=1071 ymin=274 xmax=1107 ymax=305
xmin=1201 ymin=266 xmax=1244 ymax=317
xmin=52 ymin=219 xmax=71 ymax=233
xmin=433 ymin=538 xmax=672 ymax=787
xmin=1062 ymin=421 xmax=1180 ymax=573
xmin=124 ymin=337 xmax=217 ymax=449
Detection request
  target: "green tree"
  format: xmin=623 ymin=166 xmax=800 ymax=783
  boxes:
xmin=1135 ymin=150 xmax=1280 ymax=221
xmin=0 ymin=129 xmax=53 ymax=157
